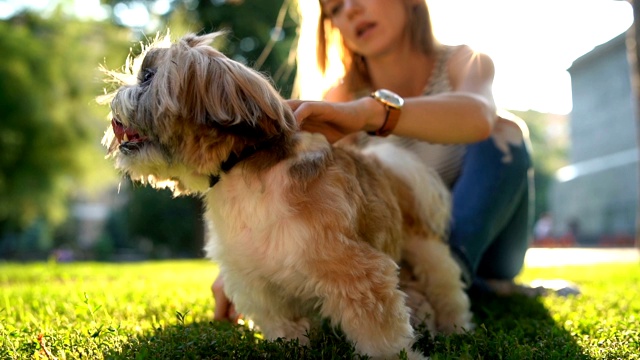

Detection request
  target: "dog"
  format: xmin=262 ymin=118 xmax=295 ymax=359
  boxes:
xmin=101 ymin=32 xmax=472 ymax=359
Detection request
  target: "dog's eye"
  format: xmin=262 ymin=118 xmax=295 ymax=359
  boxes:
xmin=141 ymin=68 xmax=156 ymax=85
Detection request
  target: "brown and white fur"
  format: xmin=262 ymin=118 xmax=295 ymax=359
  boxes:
xmin=101 ymin=32 xmax=472 ymax=360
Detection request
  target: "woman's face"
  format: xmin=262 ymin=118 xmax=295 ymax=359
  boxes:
xmin=321 ymin=0 xmax=410 ymax=58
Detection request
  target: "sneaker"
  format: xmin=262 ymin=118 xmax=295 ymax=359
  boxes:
xmin=469 ymin=278 xmax=580 ymax=298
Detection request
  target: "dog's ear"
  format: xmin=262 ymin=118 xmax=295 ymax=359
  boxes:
xmin=175 ymin=34 xmax=298 ymax=141
xmin=222 ymin=114 xmax=275 ymax=142
xmin=197 ymin=113 xmax=278 ymax=149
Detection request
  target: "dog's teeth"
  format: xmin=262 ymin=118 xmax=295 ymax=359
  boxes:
xmin=123 ymin=133 xmax=129 ymax=142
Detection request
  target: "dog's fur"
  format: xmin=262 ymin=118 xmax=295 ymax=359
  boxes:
xmin=101 ymin=33 xmax=472 ymax=359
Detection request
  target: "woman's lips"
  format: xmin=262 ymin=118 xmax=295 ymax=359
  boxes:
xmin=356 ymin=22 xmax=376 ymax=38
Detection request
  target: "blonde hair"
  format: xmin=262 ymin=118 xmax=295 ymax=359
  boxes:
xmin=317 ymin=0 xmax=437 ymax=93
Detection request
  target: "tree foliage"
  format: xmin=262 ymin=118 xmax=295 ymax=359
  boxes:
xmin=511 ymin=110 xmax=569 ymax=221
xmin=104 ymin=184 xmax=205 ymax=258
xmin=103 ymin=0 xmax=299 ymax=96
xmin=194 ymin=0 xmax=299 ymax=96
xmin=0 ymin=11 xmax=130 ymax=237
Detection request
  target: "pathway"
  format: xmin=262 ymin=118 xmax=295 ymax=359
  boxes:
xmin=524 ymin=247 xmax=640 ymax=268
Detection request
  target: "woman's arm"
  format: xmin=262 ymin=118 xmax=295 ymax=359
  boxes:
xmin=289 ymin=46 xmax=497 ymax=144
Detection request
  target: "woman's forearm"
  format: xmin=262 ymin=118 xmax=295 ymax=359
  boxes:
xmin=366 ymin=92 xmax=496 ymax=144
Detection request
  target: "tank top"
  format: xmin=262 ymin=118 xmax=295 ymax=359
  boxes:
xmin=362 ymin=45 xmax=466 ymax=188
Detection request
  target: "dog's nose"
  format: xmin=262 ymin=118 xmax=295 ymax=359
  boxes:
xmin=119 ymin=142 xmax=142 ymax=154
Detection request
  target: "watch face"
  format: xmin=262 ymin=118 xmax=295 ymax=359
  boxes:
xmin=375 ymin=89 xmax=404 ymax=108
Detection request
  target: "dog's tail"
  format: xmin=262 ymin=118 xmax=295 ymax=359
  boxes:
xmin=362 ymin=143 xmax=451 ymax=238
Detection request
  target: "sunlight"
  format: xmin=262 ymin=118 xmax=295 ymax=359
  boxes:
xmin=429 ymin=0 xmax=633 ymax=114
xmin=297 ymin=0 xmax=634 ymax=113
xmin=237 ymin=318 xmax=256 ymax=330
xmin=555 ymin=149 xmax=639 ymax=183
xmin=0 ymin=0 xmax=108 ymax=20
xmin=525 ymin=247 xmax=640 ymax=268
xmin=0 ymin=0 xmax=47 ymax=19
xmin=73 ymin=0 xmax=107 ymax=21
xmin=114 ymin=2 xmax=150 ymax=28
xmin=4 ymin=0 xmax=633 ymax=113
xmin=296 ymin=0 xmax=344 ymax=100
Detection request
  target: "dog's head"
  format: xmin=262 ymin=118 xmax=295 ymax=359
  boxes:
xmin=100 ymin=32 xmax=298 ymax=195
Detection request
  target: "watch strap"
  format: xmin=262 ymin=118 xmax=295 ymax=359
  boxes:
xmin=367 ymin=101 xmax=401 ymax=137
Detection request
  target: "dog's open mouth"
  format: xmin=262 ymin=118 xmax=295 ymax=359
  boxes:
xmin=112 ymin=118 xmax=147 ymax=154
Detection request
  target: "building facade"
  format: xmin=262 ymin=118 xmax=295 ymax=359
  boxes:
xmin=551 ymin=33 xmax=638 ymax=246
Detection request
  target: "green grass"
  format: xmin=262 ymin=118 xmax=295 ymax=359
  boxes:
xmin=1 ymin=260 xmax=639 ymax=359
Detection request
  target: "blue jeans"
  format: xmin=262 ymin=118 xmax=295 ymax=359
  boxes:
xmin=449 ymin=136 xmax=533 ymax=282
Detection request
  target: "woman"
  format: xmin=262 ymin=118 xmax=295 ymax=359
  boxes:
xmin=213 ymin=0 xmax=535 ymax=321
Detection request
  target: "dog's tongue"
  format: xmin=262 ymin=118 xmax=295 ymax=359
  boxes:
xmin=111 ymin=118 xmax=147 ymax=144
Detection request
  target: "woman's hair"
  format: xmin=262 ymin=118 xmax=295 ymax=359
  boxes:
xmin=317 ymin=0 xmax=437 ymax=93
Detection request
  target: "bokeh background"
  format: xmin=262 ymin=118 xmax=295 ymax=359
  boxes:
xmin=0 ymin=0 xmax=637 ymax=262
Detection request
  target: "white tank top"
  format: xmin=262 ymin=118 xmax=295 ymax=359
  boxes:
xmin=362 ymin=46 xmax=466 ymax=188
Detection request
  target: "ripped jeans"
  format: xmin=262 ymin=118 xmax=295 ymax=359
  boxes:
xmin=449 ymin=122 xmax=534 ymax=283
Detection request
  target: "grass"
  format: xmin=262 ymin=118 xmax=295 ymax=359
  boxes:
xmin=1 ymin=260 xmax=639 ymax=359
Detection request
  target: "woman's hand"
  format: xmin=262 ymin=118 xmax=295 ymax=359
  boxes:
xmin=287 ymin=98 xmax=382 ymax=143
xmin=211 ymin=276 xmax=239 ymax=322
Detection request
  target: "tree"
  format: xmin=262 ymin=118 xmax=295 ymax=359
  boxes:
xmin=111 ymin=185 xmax=205 ymax=258
xmin=0 ymin=10 xmax=131 ymax=252
xmin=193 ymin=0 xmax=299 ymax=96
xmin=102 ymin=0 xmax=299 ymax=96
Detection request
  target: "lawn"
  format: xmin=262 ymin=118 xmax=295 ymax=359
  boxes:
xmin=1 ymin=259 xmax=638 ymax=359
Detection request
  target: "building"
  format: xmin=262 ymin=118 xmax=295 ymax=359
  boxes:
xmin=551 ymin=33 xmax=638 ymax=246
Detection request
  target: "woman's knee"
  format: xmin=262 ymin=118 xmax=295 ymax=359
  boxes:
xmin=490 ymin=112 xmax=532 ymax=167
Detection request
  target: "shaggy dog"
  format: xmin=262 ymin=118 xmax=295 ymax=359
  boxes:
xmin=101 ymin=33 xmax=472 ymax=359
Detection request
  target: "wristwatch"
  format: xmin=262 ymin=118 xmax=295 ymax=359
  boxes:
xmin=368 ymin=89 xmax=404 ymax=137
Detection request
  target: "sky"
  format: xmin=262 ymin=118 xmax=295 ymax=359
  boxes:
xmin=1 ymin=0 xmax=634 ymax=115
